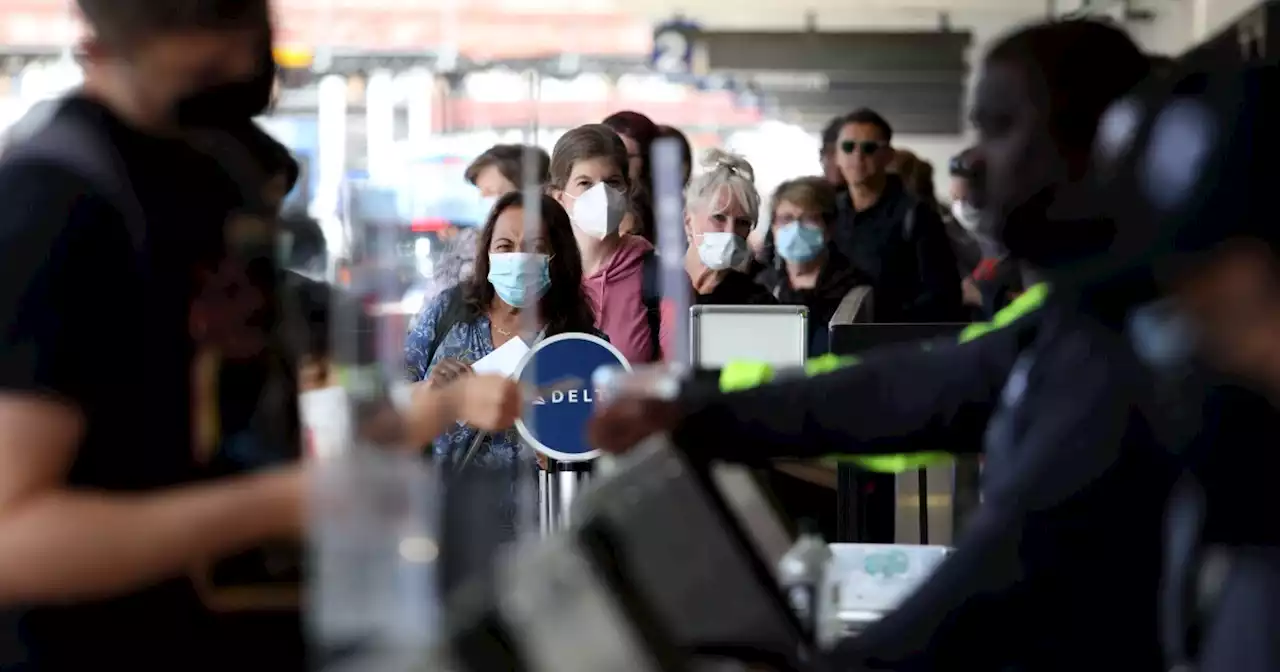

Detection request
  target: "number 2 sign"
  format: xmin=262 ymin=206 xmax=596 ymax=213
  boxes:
xmin=651 ymin=20 xmax=698 ymax=75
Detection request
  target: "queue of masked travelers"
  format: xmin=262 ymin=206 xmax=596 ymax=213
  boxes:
xmin=396 ymin=103 xmax=1027 ymax=514
xmin=425 ymin=105 xmax=1015 ymax=398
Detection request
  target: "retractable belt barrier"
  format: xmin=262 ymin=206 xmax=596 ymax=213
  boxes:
xmin=512 ymin=333 xmax=631 ymax=533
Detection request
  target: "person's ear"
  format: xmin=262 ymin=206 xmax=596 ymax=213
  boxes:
xmin=684 ymin=213 xmax=694 ymax=243
xmin=552 ymin=187 xmax=571 ymax=211
xmin=78 ymin=36 xmax=112 ymax=62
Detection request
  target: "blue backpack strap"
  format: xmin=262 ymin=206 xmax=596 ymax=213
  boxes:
xmin=640 ymin=250 xmax=662 ymax=360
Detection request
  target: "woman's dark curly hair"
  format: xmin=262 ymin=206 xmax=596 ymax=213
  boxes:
xmin=462 ymin=191 xmax=598 ymax=336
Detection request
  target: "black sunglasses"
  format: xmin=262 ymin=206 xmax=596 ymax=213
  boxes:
xmin=840 ymin=140 xmax=882 ymax=155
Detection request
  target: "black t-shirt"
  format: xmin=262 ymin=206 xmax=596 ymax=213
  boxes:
xmin=0 ymin=98 xmax=249 ymax=669
xmin=693 ymin=271 xmax=777 ymax=307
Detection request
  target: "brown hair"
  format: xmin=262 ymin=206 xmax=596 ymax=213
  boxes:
xmin=656 ymin=125 xmax=693 ymax=186
xmin=889 ymin=149 xmax=939 ymax=209
xmin=770 ymin=177 xmax=838 ymax=228
xmin=464 ymin=144 xmax=550 ymax=190
xmin=624 ymin=188 xmax=655 ymax=243
xmin=549 ymin=124 xmax=630 ymax=191
xmin=78 ymin=0 xmax=267 ymax=44
xmin=888 ymin=148 xmax=918 ymax=176
xmin=462 ymin=191 xmax=598 ymax=336
xmin=603 ymin=110 xmax=659 ymax=193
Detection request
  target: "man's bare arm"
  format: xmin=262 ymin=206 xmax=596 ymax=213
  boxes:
xmin=0 ymin=393 xmax=304 ymax=605
xmin=402 ymin=375 xmax=521 ymax=448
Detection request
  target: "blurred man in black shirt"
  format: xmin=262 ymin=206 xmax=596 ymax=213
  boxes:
xmin=0 ymin=1 xmax=305 ymax=669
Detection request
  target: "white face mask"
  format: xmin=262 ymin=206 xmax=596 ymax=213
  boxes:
xmin=951 ymin=200 xmax=982 ymax=233
xmin=567 ymin=182 xmax=627 ymax=240
xmin=697 ymin=232 xmax=749 ymax=271
xmin=951 ymin=201 xmax=1005 ymax=258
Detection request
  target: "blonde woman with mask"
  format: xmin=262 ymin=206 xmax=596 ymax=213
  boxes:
xmin=657 ymin=149 xmax=775 ymax=358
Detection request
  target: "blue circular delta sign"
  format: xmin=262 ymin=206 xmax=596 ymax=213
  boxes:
xmin=514 ymin=333 xmax=631 ymax=463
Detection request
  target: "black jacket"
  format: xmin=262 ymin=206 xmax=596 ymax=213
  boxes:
xmin=833 ymin=176 xmax=965 ymax=323
xmin=674 ymin=295 xmax=1174 ymax=671
xmin=755 ymin=248 xmax=868 ymax=356
xmin=693 ymin=270 xmax=776 ymax=307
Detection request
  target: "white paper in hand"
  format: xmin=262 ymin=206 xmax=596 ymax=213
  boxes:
xmin=471 ymin=337 xmax=530 ymax=378
xmin=299 ymin=386 xmax=354 ymax=459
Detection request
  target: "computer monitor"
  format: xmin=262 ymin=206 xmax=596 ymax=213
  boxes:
xmin=691 ymin=305 xmax=808 ymax=369
xmin=572 ymin=437 xmax=812 ymax=668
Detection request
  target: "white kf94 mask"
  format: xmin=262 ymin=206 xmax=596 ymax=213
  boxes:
xmin=569 ymin=182 xmax=628 ymax=240
xmin=697 ymin=232 xmax=749 ymax=271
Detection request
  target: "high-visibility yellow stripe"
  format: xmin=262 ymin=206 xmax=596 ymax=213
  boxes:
xmin=958 ymin=282 xmax=1050 ymax=343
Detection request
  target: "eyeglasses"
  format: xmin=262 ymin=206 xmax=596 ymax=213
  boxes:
xmin=840 ymin=140 xmax=882 ymax=156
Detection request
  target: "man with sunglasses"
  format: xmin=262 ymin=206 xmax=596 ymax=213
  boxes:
xmin=831 ymin=108 xmax=965 ymax=322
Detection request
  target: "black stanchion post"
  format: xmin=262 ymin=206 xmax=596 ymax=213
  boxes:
xmin=917 ymin=469 xmax=929 ymax=545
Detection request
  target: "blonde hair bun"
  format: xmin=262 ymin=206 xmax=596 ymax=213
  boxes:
xmin=700 ymin=148 xmax=756 ymax=183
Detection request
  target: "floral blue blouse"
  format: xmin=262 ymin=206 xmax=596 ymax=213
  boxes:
xmin=405 ymin=286 xmax=607 ymax=535
xmin=405 ymin=288 xmax=528 ymax=469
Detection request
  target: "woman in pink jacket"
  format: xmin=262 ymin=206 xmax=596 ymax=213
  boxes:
xmin=549 ymin=125 xmax=662 ymax=363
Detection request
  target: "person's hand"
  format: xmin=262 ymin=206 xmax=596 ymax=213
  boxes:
xmin=427 ymin=358 xmax=473 ymax=388
xmin=587 ymin=398 xmax=684 ymax=454
xmin=961 ymin=277 xmax=983 ymax=307
xmin=452 ymin=375 xmax=522 ymax=431
xmin=685 ymin=243 xmax=726 ymax=295
xmin=747 ymin=226 xmax=770 ymax=261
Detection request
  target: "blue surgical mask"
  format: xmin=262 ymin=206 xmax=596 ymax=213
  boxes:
xmin=774 ymin=221 xmax=826 ymax=263
xmin=488 ymin=253 xmax=551 ymax=308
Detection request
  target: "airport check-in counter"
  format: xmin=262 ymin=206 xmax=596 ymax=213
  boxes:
xmin=687 ymin=291 xmax=981 ymax=547
xmin=321 ymin=297 xmax=969 ymax=670
xmin=685 ymin=298 xmax=963 ymax=636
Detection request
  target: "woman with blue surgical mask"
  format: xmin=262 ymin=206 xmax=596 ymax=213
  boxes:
xmin=421 ymin=144 xmax=552 ymax=304
xmin=756 ymin=177 xmax=870 ymax=355
xmin=551 ymin=124 xmax=665 ymax=363
xmin=405 ymin=192 xmax=599 ymax=529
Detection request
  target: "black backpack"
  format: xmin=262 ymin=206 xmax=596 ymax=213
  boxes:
xmin=424 ymin=284 xmax=471 ymax=368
